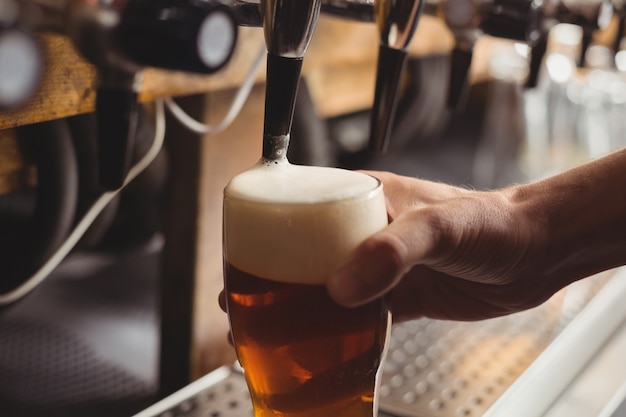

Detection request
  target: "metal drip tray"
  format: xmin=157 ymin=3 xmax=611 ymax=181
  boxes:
xmin=378 ymin=306 xmax=565 ymax=417
xmin=134 ymin=269 xmax=626 ymax=417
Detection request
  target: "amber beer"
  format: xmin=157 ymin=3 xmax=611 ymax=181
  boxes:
xmin=223 ymin=161 xmax=390 ymax=417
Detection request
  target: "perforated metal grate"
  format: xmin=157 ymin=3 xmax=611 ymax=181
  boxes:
xmin=0 ymin=248 xmax=161 ymax=417
xmin=379 ymin=273 xmax=609 ymax=417
xmin=133 ymin=273 xmax=614 ymax=417
xmin=0 ymin=319 xmax=156 ymax=417
xmin=379 ymin=307 xmax=561 ymax=416
xmin=133 ymin=367 xmax=253 ymax=417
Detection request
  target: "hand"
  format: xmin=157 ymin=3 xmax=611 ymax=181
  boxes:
xmin=327 ymin=171 xmax=561 ymax=322
xmin=222 ymin=149 xmax=626 ymax=323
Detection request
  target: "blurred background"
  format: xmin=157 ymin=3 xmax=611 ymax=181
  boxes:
xmin=1 ymin=0 xmax=626 ymax=416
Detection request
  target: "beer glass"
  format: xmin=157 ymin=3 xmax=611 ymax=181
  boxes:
xmin=223 ymin=161 xmax=391 ymax=417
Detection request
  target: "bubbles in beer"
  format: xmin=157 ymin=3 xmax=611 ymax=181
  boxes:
xmin=227 ymin=160 xmax=380 ymax=203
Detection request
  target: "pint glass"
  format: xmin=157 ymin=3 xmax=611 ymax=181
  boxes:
xmin=223 ymin=161 xmax=391 ymax=417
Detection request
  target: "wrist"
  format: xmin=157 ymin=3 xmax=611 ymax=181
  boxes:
xmin=506 ymin=151 xmax=626 ymax=287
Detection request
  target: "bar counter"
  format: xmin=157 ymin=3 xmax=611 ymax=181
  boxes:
xmin=130 ymin=267 xmax=626 ymax=417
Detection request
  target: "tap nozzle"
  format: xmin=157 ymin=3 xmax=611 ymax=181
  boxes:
xmin=447 ymin=42 xmax=474 ymax=108
xmin=370 ymin=0 xmax=425 ymax=153
xmin=444 ymin=0 xmax=544 ymax=103
xmin=260 ymin=0 xmax=321 ymax=161
xmin=553 ymin=0 xmax=613 ymax=66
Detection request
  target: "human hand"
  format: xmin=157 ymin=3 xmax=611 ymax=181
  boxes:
xmin=221 ymin=149 xmax=626 ymax=323
xmin=326 ymin=171 xmax=563 ymax=322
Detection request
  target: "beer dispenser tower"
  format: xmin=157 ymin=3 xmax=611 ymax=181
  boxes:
xmin=259 ymin=0 xmax=425 ymax=159
xmin=260 ymin=0 xmax=322 ymax=162
xmin=441 ymin=0 xmax=614 ymax=110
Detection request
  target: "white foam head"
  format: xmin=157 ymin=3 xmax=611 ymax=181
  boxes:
xmin=223 ymin=161 xmax=388 ymax=284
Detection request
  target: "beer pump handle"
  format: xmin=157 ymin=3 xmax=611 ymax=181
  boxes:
xmin=548 ymin=0 xmax=613 ymax=66
xmin=613 ymin=13 xmax=626 ymax=56
xmin=523 ymin=0 xmax=613 ymax=87
xmin=116 ymin=0 xmax=238 ymax=75
xmin=480 ymin=0 xmax=543 ymax=42
xmin=442 ymin=0 xmax=480 ymax=110
xmin=447 ymin=46 xmax=473 ymax=109
xmin=479 ymin=0 xmax=544 ymax=89
xmin=370 ymin=46 xmax=408 ymax=153
xmin=260 ymin=0 xmax=321 ymax=160
xmin=444 ymin=0 xmax=544 ymax=106
xmin=526 ymin=34 xmax=548 ymax=88
xmin=95 ymin=74 xmax=140 ymax=191
xmin=370 ymin=0 xmax=424 ymax=153
xmin=65 ymin=0 xmax=241 ymax=189
xmin=65 ymin=1 xmax=141 ymax=191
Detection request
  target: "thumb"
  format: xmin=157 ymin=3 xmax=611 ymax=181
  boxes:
xmin=327 ymin=211 xmax=435 ymax=306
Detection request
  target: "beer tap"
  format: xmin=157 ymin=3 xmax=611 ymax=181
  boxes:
xmin=442 ymin=0 xmax=544 ymax=108
xmin=233 ymin=1 xmax=377 ymax=28
xmin=115 ymin=0 xmax=238 ymax=75
xmin=236 ymin=0 xmax=424 ymax=155
xmin=441 ymin=0 xmax=612 ymax=108
xmin=259 ymin=0 xmax=321 ymax=161
xmin=370 ymin=0 xmax=425 ymax=153
xmin=526 ymin=0 xmax=612 ymax=86
xmin=553 ymin=0 xmax=613 ymax=66
xmin=65 ymin=0 xmax=142 ymax=191
xmin=65 ymin=0 xmax=238 ymax=190
xmin=611 ymin=0 xmax=626 ymax=57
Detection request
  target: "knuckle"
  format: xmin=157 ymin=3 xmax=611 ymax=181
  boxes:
xmin=361 ymin=232 xmax=408 ymax=275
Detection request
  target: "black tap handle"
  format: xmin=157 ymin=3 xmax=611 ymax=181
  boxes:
xmin=613 ymin=15 xmax=626 ymax=55
xmin=480 ymin=0 xmax=543 ymax=43
xmin=579 ymin=31 xmax=593 ymax=67
xmin=95 ymin=87 xmax=139 ymax=191
xmin=369 ymin=45 xmax=408 ymax=154
xmin=447 ymin=46 xmax=473 ymax=109
xmin=117 ymin=0 xmax=238 ymax=74
xmin=526 ymin=35 xmax=547 ymax=88
xmin=262 ymin=53 xmax=303 ymax=160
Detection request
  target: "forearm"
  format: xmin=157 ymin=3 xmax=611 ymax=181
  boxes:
xmin=508 ymin=148 xmax=626 ymax=289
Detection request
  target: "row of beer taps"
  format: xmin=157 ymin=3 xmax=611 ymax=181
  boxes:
xmin=0 ymin=0 xmax=621 ymax=187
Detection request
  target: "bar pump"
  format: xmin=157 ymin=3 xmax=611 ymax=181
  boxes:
xmin=441 ymin=0 xmax=613 ymax=109
xmin=442 ymin=0 xmax=544 ymax=108
xmin=259 ymin=0 xmax=321 ymax=161
xmin=65 ymin=0 xmax=238 ymax=190
xmin=370 ymin=0 xmax=425 ymax=153
xmin=66 ymin=0 xmax=141 ymax=191
xmin=255 ymin=0 xmax=423 ymax=159
xmin=519 ymin=0 xmax=613 ymax=85
xmin=552 ymin=0 xmax=613 ymax=66
xmin=235 ymin=0 xmax=425 ymax=155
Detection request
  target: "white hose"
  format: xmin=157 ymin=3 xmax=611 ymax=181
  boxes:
xmin=0 ymin=99 xmax=167 ymax=305
xmin=164 ymin=44 xmax=266 ymax=135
